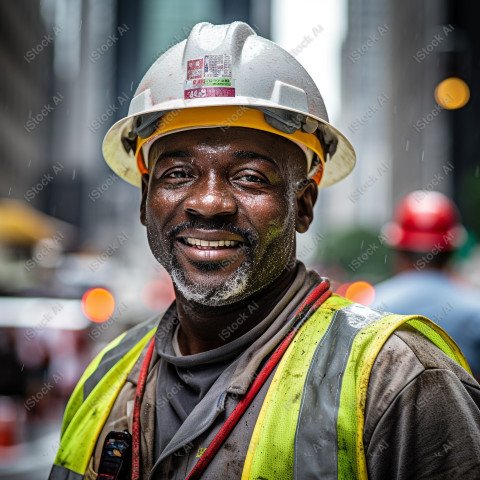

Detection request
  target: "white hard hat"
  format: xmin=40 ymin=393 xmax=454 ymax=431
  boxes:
xmin=102 ymin=21 xmax=356 ymax=188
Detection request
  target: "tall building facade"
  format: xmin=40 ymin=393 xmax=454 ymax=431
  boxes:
xmin=334 ymin=0 xmax=452 ymax=229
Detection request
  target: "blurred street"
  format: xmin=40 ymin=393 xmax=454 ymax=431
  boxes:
xmin=1 ymin=0 xmax=480 ymax=475
xmin=0 ymin=417 xmax=61 ymax=480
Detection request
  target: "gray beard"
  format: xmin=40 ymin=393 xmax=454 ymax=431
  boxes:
xmin=169 ymin=260 xmax=253 ymax=307
xmin=149 ymin=186 xmax=297 ymax=307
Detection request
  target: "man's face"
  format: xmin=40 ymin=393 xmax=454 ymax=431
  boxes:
xmin=141 ymin=127 xmax=317 ymax=306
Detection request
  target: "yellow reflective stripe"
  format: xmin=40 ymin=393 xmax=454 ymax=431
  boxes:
xmin=337 ymin=313 xmax=470 ymax=480
xmin=406 ymin=317 xmax=472 ymax=374
xmin=241 ymin=358 xmax=276 ymax=479
xmin=242 ymin=295 xmax=350 ymax=480
xmin=60 ymin=331 xmax=127 ymax=437
xmin=241 ymin=297 xmax=470 ymax=480
xmin=54 ymin=327 xmax=156 ymax=475
xmin=337 ymin=313 xmax=408 ymax=479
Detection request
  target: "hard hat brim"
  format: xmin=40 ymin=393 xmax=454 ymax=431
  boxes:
xmin=102 ymin=98 xmax=355 ymax=189
xmin=382 ymin=222 xmax=466 ymax=252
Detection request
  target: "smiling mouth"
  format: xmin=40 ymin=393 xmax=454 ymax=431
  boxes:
xmin=179 ymin=237 xmax=244 ymax=249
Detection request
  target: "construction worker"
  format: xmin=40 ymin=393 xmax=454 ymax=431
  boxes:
xmin=374 ymin=190 xmax=480 ymax=378
xmin=49 ymin=22 xmax=480 ymax=480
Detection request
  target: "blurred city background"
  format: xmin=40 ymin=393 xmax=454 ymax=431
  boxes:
xmin=1 ymin=0 xmax=479 ymax=478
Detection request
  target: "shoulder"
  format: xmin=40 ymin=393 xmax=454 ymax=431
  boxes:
xmin=76 ymin=314 xmax=162 ymax=399
xmin=91 ymin=314 xmax=161 ymax=368
xmin=364 ymin=325 xmax=480 ymax=443
xmin=364 ymin=326 xmax=480 ymax=478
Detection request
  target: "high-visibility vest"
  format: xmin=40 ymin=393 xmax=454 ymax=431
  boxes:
xmin=49 ymin=295 xmax=470 ymax=480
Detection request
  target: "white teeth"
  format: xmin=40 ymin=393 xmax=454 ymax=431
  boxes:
xmin=183 ymin=237 xmax=240 ymax=247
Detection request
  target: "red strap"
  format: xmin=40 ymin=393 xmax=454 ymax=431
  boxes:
xmin=131 ymin=337 xmax=155 ymax=480
xmin=185 ymin=280 xmax=331 ymax=480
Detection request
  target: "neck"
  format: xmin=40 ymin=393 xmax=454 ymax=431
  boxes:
xmin=174 ymin=264 xmax=298 ymax=355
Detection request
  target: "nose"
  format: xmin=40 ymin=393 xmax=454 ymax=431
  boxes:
xmin=184 ymin=175 xmax=237 ymax=218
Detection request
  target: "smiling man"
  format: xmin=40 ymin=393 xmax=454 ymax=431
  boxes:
xmin=50 ymin=22 xmax=480 ymax=480
xmin=144 ymin=128 xmax=306 ymax=314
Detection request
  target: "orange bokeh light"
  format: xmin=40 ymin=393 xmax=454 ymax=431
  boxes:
xmin=81 ymin=288 xmax=115 ymax=323
xmin=434 ymin=77 xmax=470 ymax=110
xmin=344 ymin=281 xmax=376 ymax=306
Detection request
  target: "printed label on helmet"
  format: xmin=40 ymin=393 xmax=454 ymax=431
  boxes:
xmin=204 ymin=54 xmax=231 ymax=78
xmin=185 ymin=55 xmax=235 ymax=99
xmin=184 ymin=87 xmax=235 ymax=99
xmin=185 ymin=77 xmax=232 ymax=88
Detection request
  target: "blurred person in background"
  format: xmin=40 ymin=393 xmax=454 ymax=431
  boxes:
xmin=49 ymin=22 xmax=480 ymax=480
xmin=374 ymin=190 xmax=480 ymax=378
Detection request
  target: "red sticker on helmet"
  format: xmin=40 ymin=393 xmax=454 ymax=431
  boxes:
xmin=187 ymin=59 xmax=204 ymax=79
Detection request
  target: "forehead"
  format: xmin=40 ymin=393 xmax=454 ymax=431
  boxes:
xmin=149 ymin=127 xmax=304 ymax=163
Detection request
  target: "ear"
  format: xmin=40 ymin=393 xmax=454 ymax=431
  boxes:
xmin=295 ymin=179 xmax=318 ymax=233
xmin=140 ymin=173 xmax=149 ymax=226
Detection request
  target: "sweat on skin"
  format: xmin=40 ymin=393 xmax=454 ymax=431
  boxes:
xmin=139 ymin=126 xmax=318 ymax=355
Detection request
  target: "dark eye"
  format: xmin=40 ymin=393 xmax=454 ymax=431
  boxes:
xmin=165 ymin=170 xmax=189 ymax=179
xmin=233 ymin=171 xmax=269 ymax=186
xmin=158 ymin=167 xmax=194 ymax=183
xmin=240 ymin=174 xmax=264 ymax=183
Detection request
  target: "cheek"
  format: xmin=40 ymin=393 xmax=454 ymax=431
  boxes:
xmin=147 ymin=187 xmax=183 ymax=225
xmin=245 ymin=191 xmax=296 ymax=282
xmin=149 ymin=184 xmax=184 ymax=205
xmin=243 ymin=192 xmax=294 ymax=241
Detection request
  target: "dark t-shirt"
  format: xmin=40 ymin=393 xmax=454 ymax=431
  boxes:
xmin=154 ymin=306 xmax=273 ymax=456
xmin=154 ymin=268 xmax=304 ymax=458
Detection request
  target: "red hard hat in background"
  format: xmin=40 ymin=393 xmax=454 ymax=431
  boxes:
xmin=382 ymin=191 xmax=466 ymax=252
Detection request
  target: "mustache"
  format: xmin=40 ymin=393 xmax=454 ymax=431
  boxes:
xmin=166 ymin=220 xmax=258 ymax=247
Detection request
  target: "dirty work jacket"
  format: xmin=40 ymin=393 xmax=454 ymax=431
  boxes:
xmin=49 ymin=281 xmax=480 ymax=479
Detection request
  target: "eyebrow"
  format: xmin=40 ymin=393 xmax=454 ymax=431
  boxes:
xmin=151 ymin=149 xmax=278 ymax=168
xmin=154 ymin=150 xmax=190 ymax=162
xmin=150 ymin=150 xmax=190 ymax=167
xmin=233 ymin=150 xmax=278 ymax=166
